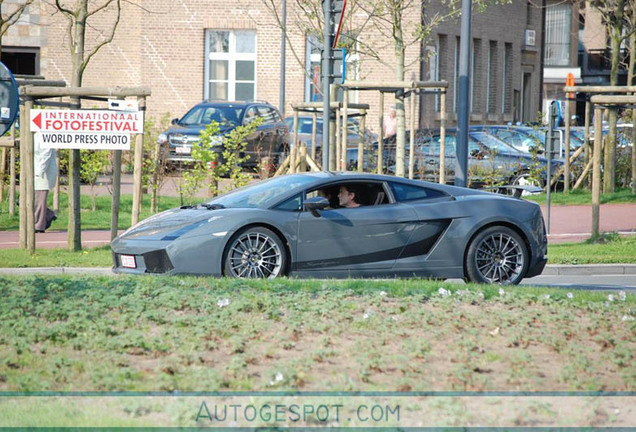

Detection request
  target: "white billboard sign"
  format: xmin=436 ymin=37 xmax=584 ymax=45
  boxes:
xmin=35 ymin=132 xmax=131 ymax=150
xmin=30 ymin=109 xmax=144 ymax=134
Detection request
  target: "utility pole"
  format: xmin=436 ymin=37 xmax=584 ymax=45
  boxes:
xmin=456 ymin=0 xmax=472 ymax=187
xmin=279 ymin=0 xmax=287 ymax=116
xmin=322 ymin=0 xmax=332 ymax=171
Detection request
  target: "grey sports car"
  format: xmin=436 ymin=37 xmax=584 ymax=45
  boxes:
xmin=111 ymin=172 xmax=547 ymax=284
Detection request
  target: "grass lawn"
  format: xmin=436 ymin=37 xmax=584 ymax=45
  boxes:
xmin=548 ymin=234 xmax=636 ymax=264
xmin=0 ymin=275 xmax=634 ymax=393
xmin=0 ymin=193 xmax=183 ymax=231
xmin=525 ymin=187 xmax=636 ymax=206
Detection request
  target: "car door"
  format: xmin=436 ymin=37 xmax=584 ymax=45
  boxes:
xmin=242 ymin=105 xmax=265 ymax=158
xmin=417 ymin=135 xmax=456 ymax=182
xmin=295 ymin=182 xmax=418 ymax=272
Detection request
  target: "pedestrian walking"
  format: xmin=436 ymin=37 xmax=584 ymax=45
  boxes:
xmin=34 ymin=141 xmax=57 ymax=232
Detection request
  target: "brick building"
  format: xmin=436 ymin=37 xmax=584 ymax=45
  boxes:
xmin=2 ymin=0 xmax=543 ymax=131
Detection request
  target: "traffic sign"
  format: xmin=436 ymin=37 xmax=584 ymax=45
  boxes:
xmin=35 ymin=132 xmax=131 ymax=150
xmin=0 ymin=61 xmax=19 ymax=137
xmin=331 ymin=0 xmax=347 ymax=48
xmin=30 ymin=109 xmax=144 ymax=133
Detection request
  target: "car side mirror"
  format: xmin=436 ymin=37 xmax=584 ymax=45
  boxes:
xmin=304 ymin=196 xmax=330 ymax=217
xmin=171 ymin=118 xmax=179 ymax=125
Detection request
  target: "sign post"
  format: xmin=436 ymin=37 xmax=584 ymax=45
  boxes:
xmin=322 ymin=0 xmax=347 ymax=171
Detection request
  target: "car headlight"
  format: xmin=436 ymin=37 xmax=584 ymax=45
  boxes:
xmin=157 ymin=132 xmax=168 ymax=144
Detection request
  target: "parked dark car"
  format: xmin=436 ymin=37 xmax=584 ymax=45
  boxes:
xmin=471 ymin=125 xmax=582 ymax=158
xmin=411 ymin=129 xmax=563 ymax=188
xmin=159 ymin=100 xmax=289 ymax=168
xmin=284 ymin=115 xmax=377 ymax=156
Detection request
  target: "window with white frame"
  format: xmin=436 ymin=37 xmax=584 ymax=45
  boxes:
xmin=205 ymin=30 xmax=256 ymax=101
xmin=544 ymin=3 xmax=571 ymax=66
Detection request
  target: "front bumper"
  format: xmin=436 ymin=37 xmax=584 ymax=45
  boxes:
xmin=111 ymin=233 xmax=227 ymax=276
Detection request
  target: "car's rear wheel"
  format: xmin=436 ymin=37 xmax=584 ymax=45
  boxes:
xmin=465 ymin=226 xmax=528 ymax=285
xmin=223 ymin=227 xmax=287 ymax=278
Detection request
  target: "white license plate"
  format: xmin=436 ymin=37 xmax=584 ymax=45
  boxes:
xmin=175 ymin=146 xmax=191 ymax=154
xmin=120 ymin=254 xmax=137 ymax=269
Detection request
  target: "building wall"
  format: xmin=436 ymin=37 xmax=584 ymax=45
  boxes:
xmin=417 ymin=1 xmax=543 ymax=126
xmin=6 ymin=0 xmax=541 ymax=133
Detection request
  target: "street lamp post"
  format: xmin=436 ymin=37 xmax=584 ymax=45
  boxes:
xmin=456 ymin=0 xmax=472 ymax=187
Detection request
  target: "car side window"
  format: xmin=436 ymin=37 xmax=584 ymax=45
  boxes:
xmin=306 ymin=182 xmax=389 ymax=208
xmin=257 ymin=106 xmax=276 ymax=125
xmin=244 ymin=107 xmax=258 ymax=125
xmin=390 ymin=183 xmax=447 ymax=202
xmin=274 ymin=194 xmax=302 ymax=212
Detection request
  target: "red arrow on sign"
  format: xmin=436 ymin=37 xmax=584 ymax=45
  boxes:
xmin=32 ymin=112 xmax=42 ymax=130
xmin=332 ymin=0 xmax=347 ymax=49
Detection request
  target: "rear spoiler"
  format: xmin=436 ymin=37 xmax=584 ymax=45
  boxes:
xmin=483 ymin=185 xmax=543 ymax=198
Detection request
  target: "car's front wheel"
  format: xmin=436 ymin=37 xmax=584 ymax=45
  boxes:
xmin=223 ymin=227 xmax=287 ymax=278
xmin=465 ymin=226 xmax=529 ymax=285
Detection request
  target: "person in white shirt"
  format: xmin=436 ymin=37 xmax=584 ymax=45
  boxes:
xmin=34 ymin=141 xmax=57 ymax=233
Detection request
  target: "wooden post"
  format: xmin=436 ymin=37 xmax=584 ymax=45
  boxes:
xmin=299 ymin=144 xmax=307 ymax=172
xmin=292 ymin=109 xmax=299 ymax=149
xmin=592 ymin=107 xmax=602 ymax=239
xmin=409 ymin=91 xmax=416 ymax=179
xmin=584 ymin=100 xmax=591 ymax=190
xmin=439 ymin=91 xmax=447 ymax=184
xmin=0 ymin=147 xmax=5 ymax=202
xmin=564 ymin=99 xmax=571 ymax=193
xmin=150 ymin=135 xmax=161 ymax=213
xmin=19 ymin=102 xmax=26 ymax=248
xmin=311 ymin=112 xmax=317 ymax=161
xmin=335 ymin=107 xmax=342 ymax=171
xmin=111 ymin=150 xmax=122 ymax=241
xmin=342 ymin=90 xmax=349 ymax=171
xmin=53 ymin=152 xmax=60 ymax=213
xmin=632 ymin=107 xmax=636 ymax=195
xmin=131 ymin=97 xmax=146 ymax=226
xmin=378 ymin=92 xmax=384 ymax=174
xmin=23 ymin=98 xmax=36 ymax=253
xmin=329 ymin=86 xmax=337 ymax=171
xmin=9 ymin=146 xmax=16 ymax=216
xmin=289 ymin=143 xmax=297 ymax=174
xmin=358 ymin=109 xmax=366 ymax=172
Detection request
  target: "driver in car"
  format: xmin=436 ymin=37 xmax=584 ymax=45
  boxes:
xmin=338 ymin=185 xmax=361 ymax=208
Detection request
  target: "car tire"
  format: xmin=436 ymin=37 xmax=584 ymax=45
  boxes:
xmin=223 ymin=227 xmax=287 ymax=279
xmin=511 ymin=171 xmax=544 ymax=196
xmin=512 ymin=171 xmax=545 ymax=187
xmin=465 ymin=226 xmax=529 ymax=285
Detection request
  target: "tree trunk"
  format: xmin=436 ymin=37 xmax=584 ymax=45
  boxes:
xmin=393 ymin=9 xmax=406 ymax=178
xmin=67 ymin=3 xmax=88 ymax=252
xmin=603 ymin=0 xmax=624 ymax=194
xmin=629 ymin=31 xmax=636 ymax=195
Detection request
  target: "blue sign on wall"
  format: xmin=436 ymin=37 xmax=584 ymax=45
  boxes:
xmin=0 ymin=61 xmax=19 ymax=137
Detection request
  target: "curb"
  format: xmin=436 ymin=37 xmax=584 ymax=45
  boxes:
xmin=540 ymin=264 xmax=636 ymax=276
xmin=0 ymin=265 xmax=635 ymax=276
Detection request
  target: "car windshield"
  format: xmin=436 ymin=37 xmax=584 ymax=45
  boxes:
xmin=470 ymin=132 xmax=520 ymax=154
xmin=205 ymin=175 xmax=317 ymax=208
xmin=180 ymin=105 xmax=244 ymax=126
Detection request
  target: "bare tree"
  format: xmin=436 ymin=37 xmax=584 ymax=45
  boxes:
xmin=628 ymin=5 xmax=636 ymax=194
xmin=0 ymin=0 xmax=35 ymax=59
xmin=589 ymin=0 xmax=635 ymax=193
xmin=46 ymin=0 xmax=122 ymax=250
xmin=262 ymin=0 xmax=504 ymax=177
